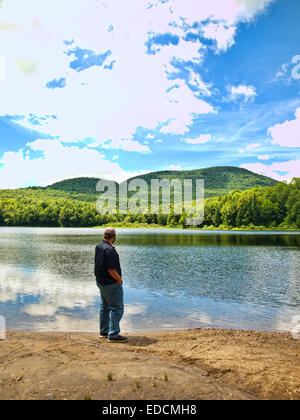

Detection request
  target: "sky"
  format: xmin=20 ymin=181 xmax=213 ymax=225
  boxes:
xmin=0 ymin=0 xmax=299 ymax=189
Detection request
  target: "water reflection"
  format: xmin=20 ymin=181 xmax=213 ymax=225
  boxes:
xmin=0 ymin=228 xmax=299 ymax=333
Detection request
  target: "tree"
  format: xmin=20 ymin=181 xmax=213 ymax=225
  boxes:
xmin=0 ymin=204 xmax=4 ymax=226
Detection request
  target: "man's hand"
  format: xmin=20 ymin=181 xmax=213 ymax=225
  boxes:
xmin=108 ymin=269 xmax=123 ymax=285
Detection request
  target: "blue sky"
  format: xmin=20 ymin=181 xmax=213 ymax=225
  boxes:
xmin=0 ymin=0 xmax=299 ymax=188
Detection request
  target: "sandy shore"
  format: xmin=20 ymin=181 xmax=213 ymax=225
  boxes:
xmin=0 ymin=329 xmax=299 ymax=400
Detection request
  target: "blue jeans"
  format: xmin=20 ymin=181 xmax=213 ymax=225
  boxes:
xmin=97 ymin=283 xmax=124 ymax=338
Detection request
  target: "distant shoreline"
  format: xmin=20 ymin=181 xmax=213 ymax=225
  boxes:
xmin=0 ymin=224 xmax=299 ymax=232
xmin=93 ymin=224 xmax=300 ymax=232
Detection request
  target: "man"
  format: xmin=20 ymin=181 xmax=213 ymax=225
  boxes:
xmin=95 ymin=228 xmax=128 ymax=343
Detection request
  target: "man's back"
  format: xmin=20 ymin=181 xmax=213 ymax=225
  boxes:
xmin=95 ymin=240 xmax=122 ymax=286
xmin=95 ymin=228 xmax=128 ymax=343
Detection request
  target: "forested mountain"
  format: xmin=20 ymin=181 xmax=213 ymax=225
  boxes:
xmin=46 ymin=177 xmax=102 ymax=195
xmin=0 ymin=167 xmax=299 ymax=229
xmin=44 ymin=166 xmax=278 ymax=199
xmin=126 ymin=166 xmax=278 ymax=198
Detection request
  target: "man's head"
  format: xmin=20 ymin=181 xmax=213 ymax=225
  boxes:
xmin=104 ymin=227 xmax=117 ymax=244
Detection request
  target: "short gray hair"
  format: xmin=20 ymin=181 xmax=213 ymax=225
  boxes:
xmin=104 ymin=227 xmax=116 ymax=240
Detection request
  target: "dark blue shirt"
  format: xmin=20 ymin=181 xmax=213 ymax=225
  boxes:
xmin=95 ymin=240 xmax=122 ymax=286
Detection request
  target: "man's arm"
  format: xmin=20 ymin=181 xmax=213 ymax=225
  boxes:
xmin=107 ymin=269 xmax=123 ymax=285
xmin=105 ymin=247 xmax=122 ymax=284
xmin=94 ymin=246 xmax=101 ymax=277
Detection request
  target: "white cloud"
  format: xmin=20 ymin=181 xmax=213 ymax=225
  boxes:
xmin=87 ymin=142 xmax=102 ymax=149
xmin=236 ymin=0 xmax=274 ymax=20
xmin=258 ymin=154 xmax=271 ymax=160
xmin=247 ymin=142 xmax=261 ymax=150
xmin=87 ymin=138 xmax=150 ymax=152
xmin=151 ymin=0 xmax=274 ymax=26
xmin=160 ymin=80 xmax=215 ymax=134
xmin=102 ymin=138 xmax=150 ymax=152
xmin=268 ymin=108 xmax=300 ymax=148
xmin=189 ymin=70 xmax=212 ymax=96
xmin=0 ymin=264 xmax=148 ymax=333
xmin=238 ymin=142 xmax=261 ymax=153
xmin=0 ymin=0 xmax=273 ymax=147
xmin=0 ymin=139 xmax=148 ymax=188
xmin=0 ymin=0 xmax=215 ymax=144
xmin=240 ymin=158 xmax=300 ymax=182
xmin=229 ymin=84 xmax=257 ymax=101
xmin=169 ymin=164 xmax=181 ymax=170
xmin=161 ymin=115 xmax=194 ymax=135
xmin=184 ymin=134 xmax=212 ymax=144
xmin=0 ymin=265 xmax=96 ymax=309
xmin=150 ymin=0 xmax=274 ymax=53
xmin=202 ymin=21 xmax=237 ymax=51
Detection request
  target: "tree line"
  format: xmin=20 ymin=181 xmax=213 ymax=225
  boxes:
xmin=0 ymin=178 xmax=299 ymax=229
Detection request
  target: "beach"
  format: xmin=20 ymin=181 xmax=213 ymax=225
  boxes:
xmin=0 ymin=328 xmax=299 ymax=400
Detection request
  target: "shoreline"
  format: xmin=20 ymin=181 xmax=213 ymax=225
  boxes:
xmin=3 ymin=324 xmax=297 ymax=335
xmin=1 ymin=328 xmax=299 ymax=400
xmin=93 ymin=225 xmax=300 ymax=232
xmin=0 ymin=225 xmax=299 ymax=232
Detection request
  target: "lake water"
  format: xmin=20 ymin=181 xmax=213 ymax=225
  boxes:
xmin=0 ymin=227 xmax=299 ymax=334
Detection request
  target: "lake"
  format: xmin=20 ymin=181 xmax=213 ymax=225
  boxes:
xmin=0 ymin=227 xmax=299 ymax=334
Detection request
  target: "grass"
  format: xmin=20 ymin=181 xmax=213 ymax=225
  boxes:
xmin=107 ymin=372 xmax=113 ymax=381
xmin=93 ymin=222 xmax=167 ymax=229
xmin=92 ymin=223 xmax=299 ymax=231
xmin=1 ymin=222 xmax=299 ymax=231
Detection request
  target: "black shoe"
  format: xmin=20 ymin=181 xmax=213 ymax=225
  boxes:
xmin=107 ymin=335 xmax=129 ymax=343
xmin=99 ymin=333 xmax=108 ymax=338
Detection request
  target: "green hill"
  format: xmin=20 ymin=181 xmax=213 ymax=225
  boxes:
xmin=47 ymin=177 xmax=102 ymax=195
xmin=45 ymin=166 xmax=278 ymax=198
xmin=0 ymin=169 xmax=298 ymax=229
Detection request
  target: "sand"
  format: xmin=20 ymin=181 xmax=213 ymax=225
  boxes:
xmin=0 ymin=329 xmax=299 ymax=400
